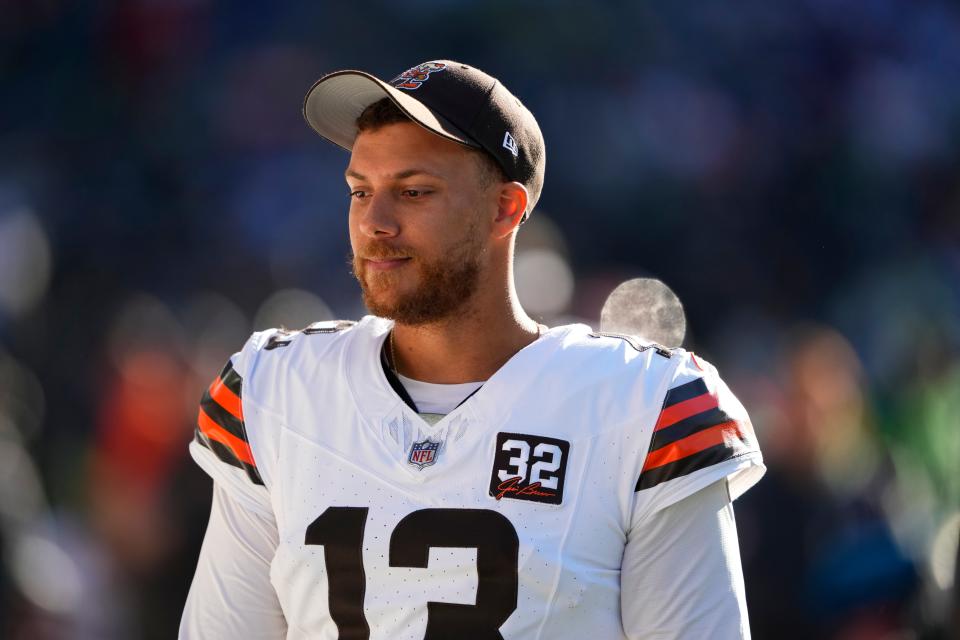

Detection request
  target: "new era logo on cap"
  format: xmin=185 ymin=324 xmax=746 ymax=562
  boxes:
xmin=502 ymin=131 xmax=519 ymax=157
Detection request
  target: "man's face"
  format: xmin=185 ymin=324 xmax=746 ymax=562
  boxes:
xmin=346 ymin=122 xmax=495 ymax=325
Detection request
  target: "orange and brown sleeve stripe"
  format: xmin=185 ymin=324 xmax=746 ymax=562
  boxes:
xmin=194 ymin=360 xmax=263 ymax=485
xmin=636 ymin=377 xmax=754 ymax=491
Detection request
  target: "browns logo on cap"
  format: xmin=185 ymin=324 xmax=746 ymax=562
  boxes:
xmin=391 ymin=62 xmax=447 ymax=90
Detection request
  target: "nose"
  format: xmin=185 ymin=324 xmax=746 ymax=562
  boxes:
xmin=355 ymin=192 xmax=400 ymax=239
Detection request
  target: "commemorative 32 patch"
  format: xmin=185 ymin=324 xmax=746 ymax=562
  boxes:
xmin=489 ymin=432 xmax=570 ymax=505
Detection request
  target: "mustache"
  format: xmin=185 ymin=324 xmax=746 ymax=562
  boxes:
xmin=352 ymin=242 xmax=417 ymax=261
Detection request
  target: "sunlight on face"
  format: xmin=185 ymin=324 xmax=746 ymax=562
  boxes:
xmin=346 ymin=123 xmax=495 ymax=324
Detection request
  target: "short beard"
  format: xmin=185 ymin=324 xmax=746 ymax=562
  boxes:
xmin=351 ymin=222 xmax=483 ymax=326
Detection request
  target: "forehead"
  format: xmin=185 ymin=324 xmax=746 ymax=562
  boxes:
xmin=346 ymin=122 xmax=477 ymax=179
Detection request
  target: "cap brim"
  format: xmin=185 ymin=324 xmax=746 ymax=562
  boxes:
xmin=302 ymin=70 xmax=480 ymax=151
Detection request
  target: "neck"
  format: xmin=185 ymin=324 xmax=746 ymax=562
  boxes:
xmin=389 ymin=278 xmax=540 ymax=384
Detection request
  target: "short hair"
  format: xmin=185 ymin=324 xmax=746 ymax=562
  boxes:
xmin=356 ymin=98 xmax=509 ymax=188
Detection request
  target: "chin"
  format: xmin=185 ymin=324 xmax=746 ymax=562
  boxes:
xmin=361 ymin=287 xmax=408 ymax=318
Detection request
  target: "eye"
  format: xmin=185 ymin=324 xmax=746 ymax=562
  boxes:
xmin=401 ymin=189 xmax=430 ymax=198
xmin=349 ymin=190 xmax=369 ymax=200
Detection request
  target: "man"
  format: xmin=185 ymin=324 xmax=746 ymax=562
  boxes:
xmin=180 ymin=60 xmax=765 ymax=639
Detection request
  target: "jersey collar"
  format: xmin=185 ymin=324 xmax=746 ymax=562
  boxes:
xmin=344 ymin=316 xmax=589 ymax=430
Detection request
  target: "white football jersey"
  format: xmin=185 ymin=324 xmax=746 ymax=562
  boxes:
xmin=190 ymin=316 xmax=765 ymax=640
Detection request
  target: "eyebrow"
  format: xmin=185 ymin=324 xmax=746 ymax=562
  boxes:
xmin=344 ymin=168 xmax=442 ymax=181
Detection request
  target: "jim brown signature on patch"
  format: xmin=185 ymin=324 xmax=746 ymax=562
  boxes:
xmin=493 ymin=476 xmax=556 ymax=501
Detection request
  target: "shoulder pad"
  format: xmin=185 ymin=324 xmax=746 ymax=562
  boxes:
xmin=263 ymin=319 xmax=356 ymax=351
xmin=588 ymin=330 xmax=676 ymax=359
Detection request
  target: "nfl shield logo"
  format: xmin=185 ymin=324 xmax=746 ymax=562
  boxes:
xmin=408 ymin=439 xmax=441 ymax=470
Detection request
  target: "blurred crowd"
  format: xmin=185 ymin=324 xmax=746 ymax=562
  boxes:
xmin=1 ymin=1 xmax=958 ymax=638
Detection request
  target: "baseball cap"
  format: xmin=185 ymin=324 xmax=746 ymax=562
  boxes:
xmin=302 ymin=59 xmax=545 ymax=217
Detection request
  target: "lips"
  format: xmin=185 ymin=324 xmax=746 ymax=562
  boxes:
xmin=364 ymin=257 xmax=411 ymax=271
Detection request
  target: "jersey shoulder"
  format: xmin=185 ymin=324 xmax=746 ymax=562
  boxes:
xmin=555 ymin=327 xmax=682 ymax=379
xmin=633 ymin=347 xmax=765 ymax=517
xmin=511 ymin=327 xmax=685 ymax=448
xmin=553 ymin=328 xmax=684 ymax=410
xmin=239 ymin=318 xmax=361 ymax=403
xmin=559 ymin=329 xmax=764 ymax=517
xmin=191 ymin=318 xmax=361 ymax=498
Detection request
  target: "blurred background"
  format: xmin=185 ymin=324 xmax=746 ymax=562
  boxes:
xmin=1 ymin=1 xmax=958 ymax=638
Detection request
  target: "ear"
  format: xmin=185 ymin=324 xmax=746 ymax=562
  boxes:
xmin=491 ymin=182 xmax=529 ymax=239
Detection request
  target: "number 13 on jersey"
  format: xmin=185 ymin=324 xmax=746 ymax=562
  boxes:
xmin=305 ymin=507 xmax=520 ymax=640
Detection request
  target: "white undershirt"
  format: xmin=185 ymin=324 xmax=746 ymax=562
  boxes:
xmin=395 ymin=373 xmax=484 ymax=424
